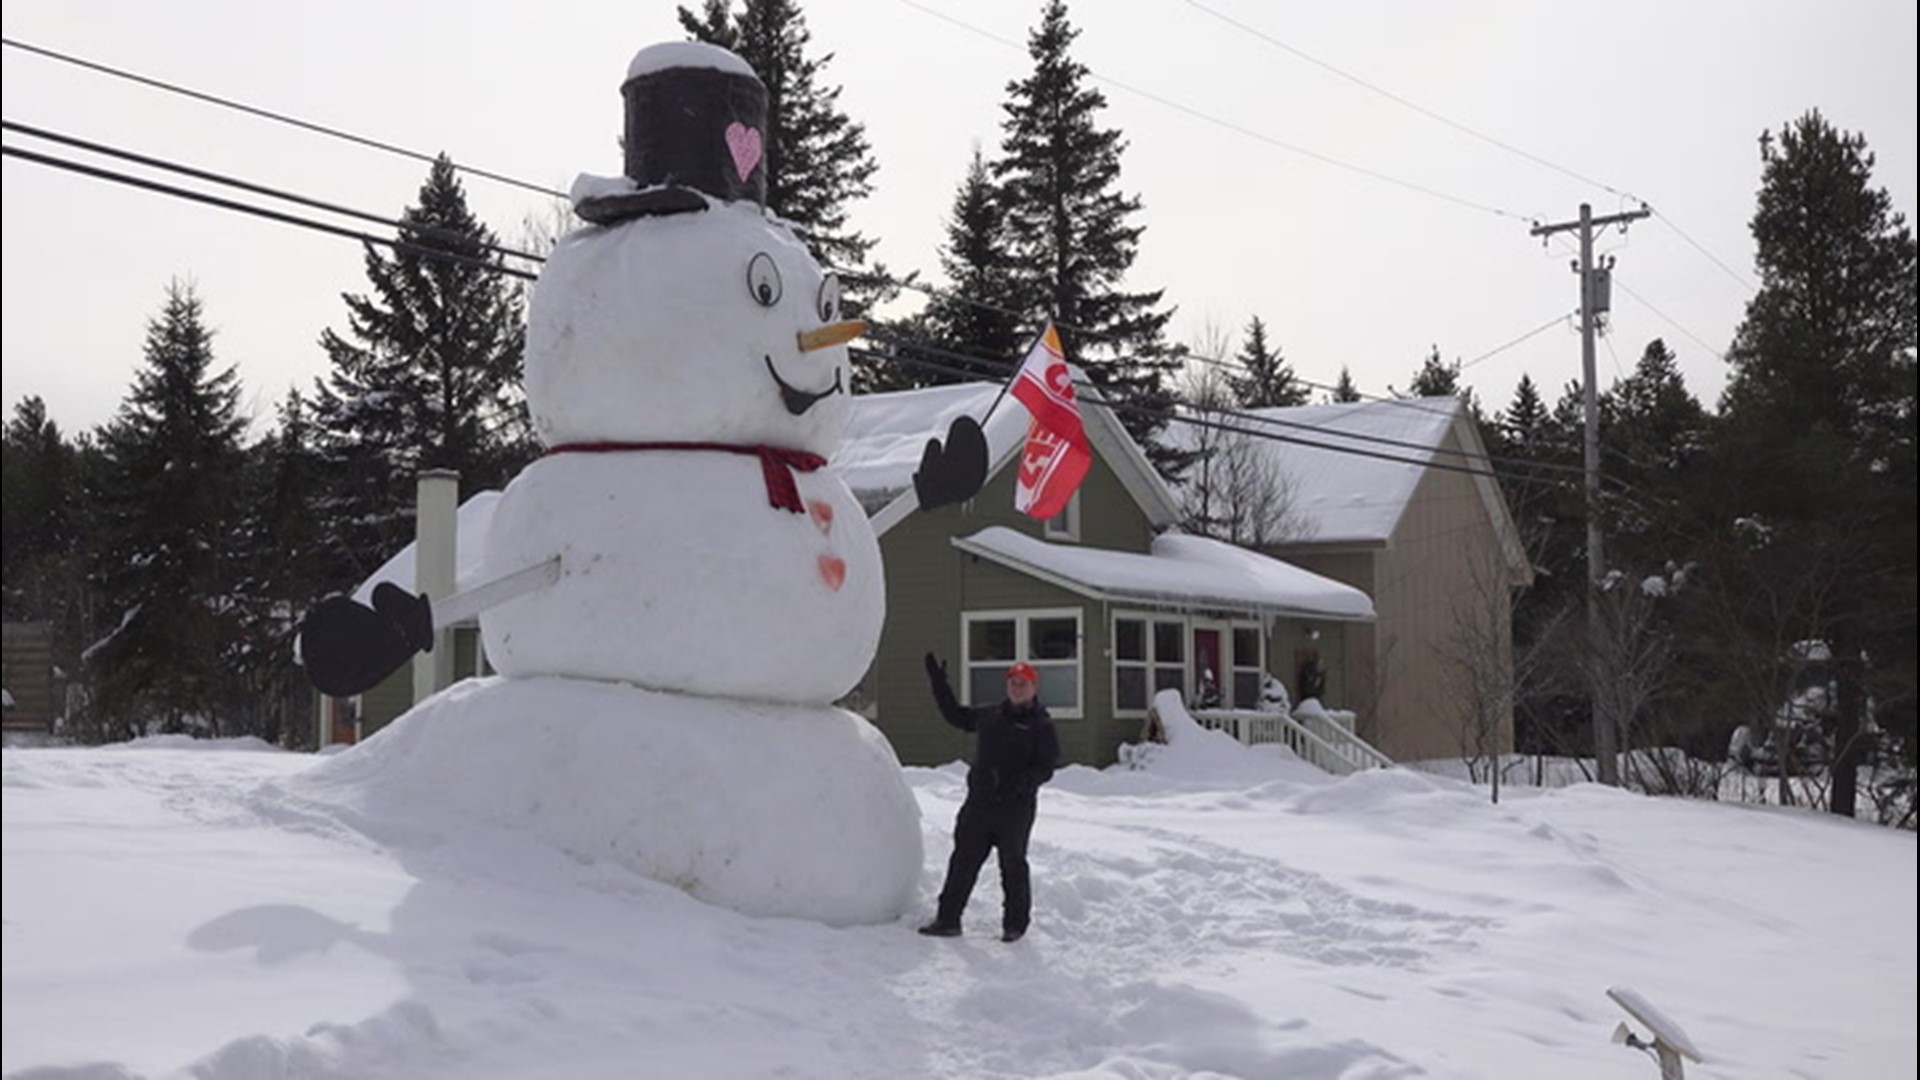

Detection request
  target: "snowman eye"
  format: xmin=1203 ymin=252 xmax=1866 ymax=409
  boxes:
xmin=747 ymin=253 xmax=783 ymax=307
xmin=816 ymin=275 xmax=842 ymax=322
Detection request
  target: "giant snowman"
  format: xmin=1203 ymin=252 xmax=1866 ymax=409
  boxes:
xmin=307 ymin=42 xmax=922 ymax=928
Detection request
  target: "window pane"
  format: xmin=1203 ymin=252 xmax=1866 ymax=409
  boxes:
xmin=1154 ymin=665 xmax=1185 ymax=695
xmin=1115 ymin=619 xmax=1145 ymax=661
xmin=1116 ymin=666 xmax=1146 ymax=710
xmin=1036 ymin=665 xmax=1078 ymax=710
xmin=1233 ymin=627 xmax=1260 ymax=666
xmin=1154 ymin=621 xmax=1184 ymax=662
xmin=968 ymin=666 xmax=1002 ymax=706
xmin=968 ymin=619 xmax=1016 ymax=661
xmin=1031 ymin=617 xmax=1079 ymax=660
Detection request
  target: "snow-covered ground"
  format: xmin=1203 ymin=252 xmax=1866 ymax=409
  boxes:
xmin=4 ymin=694 xmax=1914 ymax=1080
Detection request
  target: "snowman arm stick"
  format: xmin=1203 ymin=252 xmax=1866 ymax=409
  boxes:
xmin=298 ymin=555 xmax=561 ymax=698
xmin=430 ymin=555 xmax=563 ymax=628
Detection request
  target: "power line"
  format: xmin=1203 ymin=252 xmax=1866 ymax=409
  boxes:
xmin=1178 ymin=0 xmax=1632 ymax=201
xmin=6 ymin=127 xmax=1621 ymax=498
xmin=1601 ymin=322 xmax=1628 ymax=382
xmin=2 ymin=119 xmax=548 ymax=268
xmin=0 ymin=144 xmax=538 ymax=282
xmin=893 ymin=0 xmax=1530 ymax=223
xmin=0 ymin=36 xmax=567 ymax=201
xmin=1459 ymin=311 xmax=1576 ymax=372
xmin=860 ymin=340 xmax=1515 ymax=481
xmin=840 ymin=261 xmax=1571 ymax=422
xmin=4 ymin=121 xmax=1495 ymax=458
xmin=1650 ymin=212 xmax=1758 ymax=294
xmin=6 ymin=135 xmax=1656 ymax=518
xmin=11 ymin=26 xmax=1741 ymax=391
xmin=865 ymin=331 xmax=1592 ymax=484
xmin=1165 ymin=6 xmax=1763 ymax=305
xmin=1609 ymin=273 xmax=1727 ymax=362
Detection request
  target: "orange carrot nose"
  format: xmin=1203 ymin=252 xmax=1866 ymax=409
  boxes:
xmin=797 ymin=320 xmax=867 ymax=352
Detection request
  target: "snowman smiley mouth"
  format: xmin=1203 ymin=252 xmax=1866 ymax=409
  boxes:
xmin=764 ymin=356 xmax=844 ymax=415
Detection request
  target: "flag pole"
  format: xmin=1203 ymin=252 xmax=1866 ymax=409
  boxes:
xmin=980 ymin=320 xmax=1055 ymax=424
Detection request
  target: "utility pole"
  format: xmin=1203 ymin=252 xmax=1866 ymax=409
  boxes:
xmin=1531 ymin=202 xmax=1649 ymax=786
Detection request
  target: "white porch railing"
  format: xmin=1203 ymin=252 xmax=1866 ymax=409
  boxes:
xmin=1191 ymin=707 xmax=1394 ymax=776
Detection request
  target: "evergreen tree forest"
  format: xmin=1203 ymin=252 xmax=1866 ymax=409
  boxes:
xmin=3 ymin=156 xmax=533 ymax=747
xmin=0 ymin=0 xmax=1910 ymax=829
xmin=1479 ymin=112 xmax=1915 ymax=822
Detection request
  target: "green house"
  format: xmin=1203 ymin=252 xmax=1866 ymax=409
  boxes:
xmin=836 ymin=382 xmax=1376 ymax=769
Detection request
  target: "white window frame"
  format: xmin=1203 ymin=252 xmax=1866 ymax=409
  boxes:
xmin=1227 ymin=623 xmax=1267 ymax=709
xmin=1042 ymin=489 xmax=1081 ymax=542
xmin=1112 ymin=611 xmax=1267 ymax=714
xmin=1111 ymin=611 xmax=1191 ymax=717
xmin=959 ymin=607 xmax=1084 ymax=718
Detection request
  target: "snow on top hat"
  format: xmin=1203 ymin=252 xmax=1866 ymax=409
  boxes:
xmin=576 ymin=41 xmax=768 ymax=224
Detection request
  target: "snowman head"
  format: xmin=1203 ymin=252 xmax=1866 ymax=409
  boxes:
xmin=526 ymin=203 xmax=860 ymax=454
xmin=522 ymin=41 xmax=864 ymax=455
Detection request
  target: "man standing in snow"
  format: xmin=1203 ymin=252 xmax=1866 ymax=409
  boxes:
xmin=918 ymin=654 xmax=1061 ymax=943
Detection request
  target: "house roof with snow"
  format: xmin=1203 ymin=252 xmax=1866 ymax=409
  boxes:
xmin=1178 ymin=396 xmax=1521 ymax=563
xmin=832 ymin=376 xmax=1181 ymax=536
xmin=350 ymin=491 xmax=501 ymax=606
xmin=953 ymin=526 xmax=1376 ymax=621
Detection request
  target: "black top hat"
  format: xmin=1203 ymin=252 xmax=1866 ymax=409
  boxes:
xmin=577 ymin=43 xmax=769 ymax=225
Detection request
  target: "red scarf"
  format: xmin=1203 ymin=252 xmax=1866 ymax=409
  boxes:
xmin=544 ymin=441 xmax=826 ymax=513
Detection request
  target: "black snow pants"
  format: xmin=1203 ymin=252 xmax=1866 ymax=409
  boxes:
xmin=935 ymin=795 xmax=1038 ymax=934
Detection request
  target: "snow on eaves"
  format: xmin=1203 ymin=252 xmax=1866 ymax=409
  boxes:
xmin=954 ymin=526 xmax=1375 ymax=621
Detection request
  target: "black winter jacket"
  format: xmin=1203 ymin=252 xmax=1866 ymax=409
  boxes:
xmin=927 ymin=660 xmax=1061 ymax=805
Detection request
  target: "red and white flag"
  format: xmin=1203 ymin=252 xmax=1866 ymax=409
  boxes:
xmin=1008 ymin=322 xmax=1092 ymax=520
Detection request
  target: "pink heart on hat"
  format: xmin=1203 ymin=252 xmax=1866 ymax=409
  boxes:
xmin=725 ymin=122 xmax=763 ymax=183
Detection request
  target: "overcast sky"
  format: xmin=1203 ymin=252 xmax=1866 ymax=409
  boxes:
xmin=4 ymin=0 xmax=1915 ymax=438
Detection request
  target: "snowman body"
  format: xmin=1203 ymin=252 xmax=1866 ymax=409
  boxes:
xmin=481 ymin=202 xmax=882 ymax=699
xmin=482 ymin=453 xmax=880 ymax=701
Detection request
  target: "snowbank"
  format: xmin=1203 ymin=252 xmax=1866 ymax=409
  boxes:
xmin=287 ymin=676 xmax=922 ymax=927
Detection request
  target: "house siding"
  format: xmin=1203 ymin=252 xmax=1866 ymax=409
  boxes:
xmin=1261 ymin=551 xmax=1375 ymax=724
xmin=1366 ymin=443 xmax=1516 ymax=762
xmin=870 ymin=449 xmax=1152 ymax=769
xmin=2 ymin=621 xmax=56 ymax=732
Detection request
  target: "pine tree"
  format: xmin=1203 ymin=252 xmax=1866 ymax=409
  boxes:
xmin=677 ymin=1 xmax=893 ymax=322
xmin=1329 ymin=366 xmax=1362 ymax=403
xmin=1406 ymin=345 xmax=1461 ymax=398
xmin=88 ymin=281 xmax=249 ymax=738
xmin=994 ymin=0 xmax=1184 ymax=475
xmin=1494 ymin=374 xmax=1558 ymax=541
xmin=2 ymin=397 xmax=80 ymax=621
xmin=1500 ymin=374 xmax=1549 ymax=457
xmin=229 ymin=390 xmax=330 ymax=744
xmin=1505 ymin=379 xmax=1599 ymax=757
xmin=906 ymin=148 xmax=1027 ymax=388
xmin=308 ymin=155 xmax=531 ymax=591
xmin=1602 ymin=339 xmax=1709 ymax=551
xmin=1495 ymin=373 xmax=1558 ymax=567
xmin=1229 ymin=316 xmax=1308 ymax=408
xmin=1710 ymin=110 xmax=1917 ymax=816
